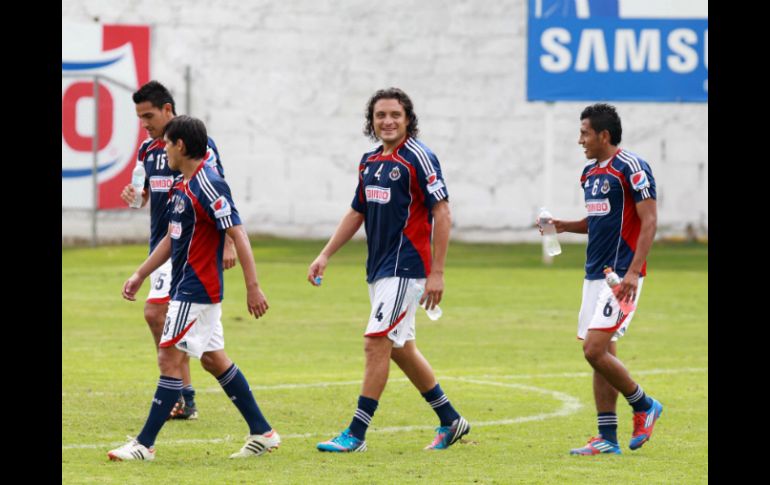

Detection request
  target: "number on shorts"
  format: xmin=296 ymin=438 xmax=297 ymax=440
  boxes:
xmin=163 ymin=316 xmax=171 ymax=336
xmin=155 ymin=274 xmax=165 ymax=290
xmin=375 ymin=302 xmax=384 ymax=322
xmin=603 ymin=301 xmax=613 ymax=317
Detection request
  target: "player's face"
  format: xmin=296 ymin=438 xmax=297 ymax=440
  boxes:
xmin=136 ymin=101 xmax=174 ymax=140
xmin=578 ymin=118 xmax=605 ymax=160
xmin=373 ymin=99 xmax=409 ymax=145
xmin=164 ymin=136 xmax=182 ymax=170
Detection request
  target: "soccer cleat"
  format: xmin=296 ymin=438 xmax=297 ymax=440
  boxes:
xmin=107 ymin=437 xmax=156 ymax=461
xmin=424 ymin=416 xmax=471 ymax=450
xmin=229 ymin=430 xmax=281 ymax=458
xmin=569 ymin=436 xmax=621 ymax=455
xmin=171 ymin=403 xmax=199 ymax=420
xmin=630 ymin=398 xmax=663 ymax=450
xmin=316 ymin=428 xmax=367 ymax=452
xmin=167 ymin=395 xmax=186 ymax=420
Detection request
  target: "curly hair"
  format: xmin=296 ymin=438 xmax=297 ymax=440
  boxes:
xmin=580 ymin=103 xmax=622 ymax=145
xmin=363 ymin=88 xmax=419 ymax=141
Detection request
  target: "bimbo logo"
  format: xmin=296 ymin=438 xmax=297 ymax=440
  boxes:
xmin=365 ymin=185 xmax=391 ymax=204
xmin=62 ymin=23 xmax=150 ymax=209
xmin=586 ymin=198 xmax=611 ymax=215
xmin=150 ymin=176 xmax=174 ymax=192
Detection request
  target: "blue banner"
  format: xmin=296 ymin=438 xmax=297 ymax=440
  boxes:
xmin=527 ymin=0 xmax=708 ymax=102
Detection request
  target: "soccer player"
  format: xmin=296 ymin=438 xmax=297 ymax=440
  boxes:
xmin=108 ymin=116 xmax=278 ymax=461
xmin=307 ymin=88 xmax=470 ymax=452
xmin=120 ymin=80 xmax=236 ymax=420
xmin=539 ymin=103 xmax=663 ymax=455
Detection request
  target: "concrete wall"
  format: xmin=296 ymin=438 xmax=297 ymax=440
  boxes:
xmin=62 ymin=0 xmax=708 ymax=244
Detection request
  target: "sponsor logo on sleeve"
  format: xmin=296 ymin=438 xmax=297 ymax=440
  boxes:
xmin=210 ymin=196 xmax=232 ymax=219
xmin=630 ymin=171 xmax=650 ymax=191
xmin=170 ymin=221 xmax=182 ymax=239
xmin=365 ymin=185 xmax=391 ymax=204
xmin=585 ymin=198 xmax=611 ymax=216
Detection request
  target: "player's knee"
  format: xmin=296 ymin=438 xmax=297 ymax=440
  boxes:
xmin=157 ymin=350 xmax=181 ymax=375
xmin=582 ymin=342 xmax=606 ymax=364
xmin=200 ymin=352 xmax=230 ymax=376
xmin=364 ymin=337 xmax=391 ymax=359
xmin=144 ymin=304 xmax=166 ymax=327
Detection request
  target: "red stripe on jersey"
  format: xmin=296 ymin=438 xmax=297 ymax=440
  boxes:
xmin=606 ymin=164 xmax=647 ymax=277
xmin=394 ymin=152 xmax=432 ymax=276
xmin=159 ymin=318 xmax=198 ymax=347
xmin=184 ymin=183 xmax=222 ymax=303
xmin=364 ymin=310 xmax=407 ymax=337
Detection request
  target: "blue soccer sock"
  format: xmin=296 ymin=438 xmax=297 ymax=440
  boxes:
xmin=217 ymin=363 xmax=272 ymax=435
xmin=181 ymin=384 xmax=196 ymax=408
xmin=624 ymin=385 xmax=654 ymax=413
xmin=136 ymin=376 xmax=183 ymax=448
xmin=349 ymin=395 xmax=378 ymax=441
xmin=598 ymin=412 xmax=618 ymax=444
xmin=421 ymin=383 xmax=461 ymax=427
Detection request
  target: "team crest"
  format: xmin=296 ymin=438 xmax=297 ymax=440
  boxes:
xmin=630 ymin=171 xmax=650 ymax=191
xmin=389 ymin=167 xmax=401 ymax=181
xmin=173 ymin=195 xmax=185 ymax=214
xmin=600 ymin=179 xmax=611 ymax=194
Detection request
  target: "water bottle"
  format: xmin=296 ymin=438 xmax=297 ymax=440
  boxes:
xmin=603 ymin=266 xmax=636 ymax=314
xmin=537 ymin=207 xmax=562 ymax=256
xmin=411 ymin=283 xmax=442 ymax=320
xmin=129 ymin=163 xmax=146 ymax=208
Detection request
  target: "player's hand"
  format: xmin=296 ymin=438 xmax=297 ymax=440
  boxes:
xmin=307 ymin=254 xmax=329 ymax=286
xmin=122 ymin=273 xmax=145 ymax=301
xmin=616 ymin=271 xmax=639 ymax=304
xmin=421 ymin=271 xmax=444 ymax=310
xmin=223 ymin=237 xmax=237 ymax=270
xmin=246 ymin=285 xmax=269 ymax=319
xmin=536 ymin=217 xmax=567 ymax=234
xmin=120 ymin=184 xmax=137 ymax=206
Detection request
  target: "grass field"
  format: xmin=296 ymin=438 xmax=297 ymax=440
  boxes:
xmin=62 ymin=239 xmax=708 ymax=484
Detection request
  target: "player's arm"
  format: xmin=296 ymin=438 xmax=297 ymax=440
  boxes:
xmin=122 ymin=232 xmax=172 ymax=301
xmin=555 ymin=218 xmax=588 ymax=234
xmin=615 ymin=198 xmax=657 ymax=303
xmin=307 ymin=208 xmax=365 ymax=285
xmin=225 ymin=224 xmax=268 ymax=319
xmin=223 ymin=234 xmax=237 ymax=270
xmin=423 ymin=200 xmax=450 ymax=310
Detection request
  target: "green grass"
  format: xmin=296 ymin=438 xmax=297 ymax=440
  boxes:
xmin=62 ymin=240 xmax=708 ymax=484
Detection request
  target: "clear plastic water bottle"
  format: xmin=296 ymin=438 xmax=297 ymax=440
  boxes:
xmin=129 ymin=163 xmax=146 ymax=208
xmin=411 ymin=283 xmax=442 ymax=320
xmin=603 ymin=266 xmax=636 ymax=314
xmin=537 ymin=207 xmax=562 ymax=256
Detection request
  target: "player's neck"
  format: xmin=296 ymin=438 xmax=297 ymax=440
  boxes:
xmin=180 ymin=159 xmax=204 ymax=181
xmin=381 ymin=135 xmax=406 ymax=156
xmin=596 ymin=146 xmax=619 ymax=163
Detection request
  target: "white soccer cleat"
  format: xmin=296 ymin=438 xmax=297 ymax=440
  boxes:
xmin=107 ymin=437 xmax=156 ymax=461
xmin=229 ymin=430 xmax=281 ymax=458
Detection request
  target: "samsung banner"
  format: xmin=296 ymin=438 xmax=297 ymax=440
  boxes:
xmin=62 ymin=23 xmax=150 ymax=209
xmin=527 ymin=0 xmax=708 ymax=102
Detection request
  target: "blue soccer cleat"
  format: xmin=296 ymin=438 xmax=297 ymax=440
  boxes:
xmin=569 ymin=436 xmax=621 ymax=455
xmin=316 ymin=428 xmax=367 ymax=452
xmin=425 ymin=416 xmax=471 ymax=450
xmin=630 ymin=398 xmax=663 ymax=450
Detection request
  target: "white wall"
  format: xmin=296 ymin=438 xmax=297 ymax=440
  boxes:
xmin=62 ymin=0 xmax=708 ymax=243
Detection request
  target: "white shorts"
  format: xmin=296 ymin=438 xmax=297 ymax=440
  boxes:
xmin=364 ymin=276 xmax=425 ymax=348
xmin=147 ymin=258 xmax=172 ymax=304
xmin=159 ymin=301 xmax=225 ymax=359
xmin=577 ymin=277 xmax=644 ymax=342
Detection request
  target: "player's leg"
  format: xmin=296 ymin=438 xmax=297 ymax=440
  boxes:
xmin=318 ymin=277 xmax=406 ymax=453
xmin=592 ymin=342 xmax=619 ymax=445
xmin=107 ymin=344 xmax=186 ymax=461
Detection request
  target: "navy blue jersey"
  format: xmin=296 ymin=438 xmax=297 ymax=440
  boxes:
xmin=166 ymin=163 xmax=241 ymax=303
xmin=580 ymin=149 xmax=656 ymax=280
xmin=351 ymin=137 xmax=449 ymax=283
xmin=138 ymin=136 xmax=223 ymax=252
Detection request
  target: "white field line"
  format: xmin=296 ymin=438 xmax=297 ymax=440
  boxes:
xmin=62 ymin=367 xmax=707 ymax=450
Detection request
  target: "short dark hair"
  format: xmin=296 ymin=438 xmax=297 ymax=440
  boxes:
xmin=132 ymin=80 xmax=177 ymax=115
xmin=163 ymin=115 xmax=208 ymax=159
xmin=364 ymin=87 xmax=419 ymax=141
xmin=580 ymin=103 xmax=622 ymax=145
